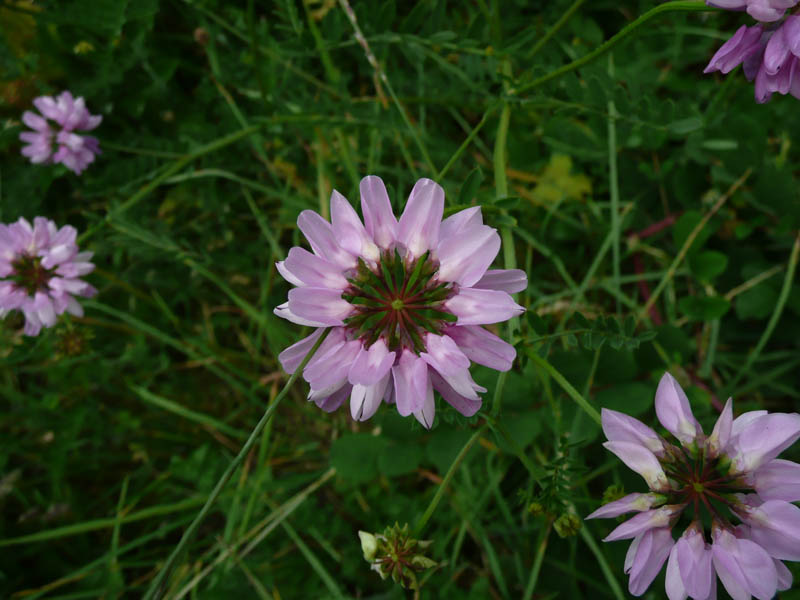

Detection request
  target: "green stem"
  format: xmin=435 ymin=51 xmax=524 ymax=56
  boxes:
xmin=727 ymin=232 xmax=800 ymax=392
xmin=412 ymin=425 xmax=486 ymax=537
xmin=514 ymin=1 xmax=714 ymax=95
xmin=528 ymin=351 xmax=601 ymax=425
xmin=436 ymin=102 xmax=499 ymax=181
xmin=579 ymin=526 xmax=625 ymax=600
xmin=522 ymin=521 xmax=552 ymax=600
xmin=78 ymin=125 xmax=262 ymax=245
xmin=526 ymin=0 xmax=586 ymax=60
xmin=607 ymin=52 xmax=621 ymax=315
xmin=143 ymin=329 xmax=331 ymax=600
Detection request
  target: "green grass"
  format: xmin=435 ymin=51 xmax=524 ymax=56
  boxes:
xmin=1 ymin=0 xmax=800 ymax=598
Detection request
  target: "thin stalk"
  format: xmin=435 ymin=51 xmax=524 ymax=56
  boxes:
xmin=515 ymin=1 xmax=714 ymax=95
xmin=528 ymin=351 xmax=601 ymax=425
xmin=413 ymin=425 xmax=486 ymax=537
xmin=607 ymin=52 xmax=621 ymax=315
xmin=579 ymin=526 xmax=625 ymax=600
xmin=143 ymin=329 xmax=331 ymax=600
xmin=527 ymin=0 xmax=587 ymax=60
xmin=727 ymin=232 xmax=800 ymax=391
xmin=522 ymin=521 xmax=552 ymax=600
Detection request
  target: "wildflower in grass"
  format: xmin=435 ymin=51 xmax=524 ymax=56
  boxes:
xmin=707 ymin=0 xmax=799 ymax=22
xmin=587 ymin=372 xmax=800 ymax=598
xmin=358 ymin=523 xmax=437 ymax=589
xmin=275 ymin=175 xmax=525 ymax=428
xmin=0 ymin=217 xmax=96 ymax=336
xmin=19 ymin=90 xmax=102 ymax=174
xmin=705 ymin=16 xmax=800 ymax=103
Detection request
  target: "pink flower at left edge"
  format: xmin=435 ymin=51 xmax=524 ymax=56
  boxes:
xmin=0 ymin=217 xmax=97 ymax=336
xmin=586 ymin=372 xmax=800 ymax=598
xmin=19 ymin=91 xmax=102 ymax=175
xmin=274 ymin=175 xmax=526 ymax=429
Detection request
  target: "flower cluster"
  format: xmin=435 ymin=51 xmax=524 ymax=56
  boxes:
xmin=275 ymin=175 xmax=526 ymax=428
xmin=587 ymin=372 xmax=800 ymax=599
xmin=358 ymin=523 xmax=437 ymax=589
xmin=705 ymin=3 xmax=800 ymax=102
xmin=0 ymin=217 xmax=96 ymax=336
xmin=19 ymin=91 xmax=102 ymax=174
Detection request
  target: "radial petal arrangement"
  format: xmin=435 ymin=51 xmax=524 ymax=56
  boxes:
xmin=586 ymin=372 xmax=800 ymax=599
xmin=0 ymin=217 xmax=97 ymax=336
xmin=19 ymin=90 xmax=102 ymax=174
xmin=274 ymin=175 xmax=526 ymax=428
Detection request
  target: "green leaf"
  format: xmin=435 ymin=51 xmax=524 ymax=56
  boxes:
xmin=330 ymin=434 xmax=387 ymax=484
xmin=377 ymin=443 xmax=423 ymax=477
xmin=678 ymin=296 xmax=731 ymax=321
xmin=673 ymin=210 xmax=717 ymax=256
xmin=426 ymin=428 xmax=475 ymax=474
xmin=701 ymin=139 xmax=738 ymax=151
xmin=493 ymin=196 xmax=521 ymax=210
xmin=457 ymin=167 xmax=484 ymax=206
xmin=689 ymin=250 xmax=728 ymax=282
xmin=668 ymin=117 xmax=703 ymax=136
xmin=594 ymin=382 xmax=653 ymax=417
xmin=528 ymin=312 xmax=548 ymax=335
xmin=735 ymin=285 xmax=779 ymax=320
xmin=495 ymin=412 xmax=541 ymax=453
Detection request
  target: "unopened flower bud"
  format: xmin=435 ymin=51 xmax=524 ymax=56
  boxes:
xmin=554 ymin=513 xmax=582 ymax=538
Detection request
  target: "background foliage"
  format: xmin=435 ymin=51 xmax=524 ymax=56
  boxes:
xmin=1 ymin=0 xmax=799 ymax=598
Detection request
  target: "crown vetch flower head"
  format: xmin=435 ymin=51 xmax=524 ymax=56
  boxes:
xmin=707 ymin=0 xmax=799 ymax=21
xmin=0 ymin=217 xmax=96 ymax=336
xmin=705 ymin=16 xmax=800 ymax=103
xmin=19 ymin=91 xmax=102 ymax=174
xmin=587 ymin=371 xmax=800 ymax=599
xmin=275 ymin=176 xmax=525 ymax=428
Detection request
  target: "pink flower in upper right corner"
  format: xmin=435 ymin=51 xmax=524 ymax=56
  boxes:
xmin=707 ymin=0 xmax=799 ymax=22
xmin=19 ymin=91 xmax=102 ymax=175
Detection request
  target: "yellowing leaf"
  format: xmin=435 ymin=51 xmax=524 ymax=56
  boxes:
xmin=531 ymin=154 xmax=591 ymax=205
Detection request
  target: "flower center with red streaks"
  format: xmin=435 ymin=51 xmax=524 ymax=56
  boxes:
xmin=342 ymin=250 xmax=456 ymax=353
xmin=11 ymin=254 xmax=54 ymax=295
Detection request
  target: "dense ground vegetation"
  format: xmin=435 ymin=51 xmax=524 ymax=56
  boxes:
xmin=1 ymin=0 xmax=799 ymax=598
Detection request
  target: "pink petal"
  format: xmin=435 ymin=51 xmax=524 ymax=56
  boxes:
xmin=744 ymin=500 xmax=800 ymax=560
xmin=360 ymin=175 xmax=397 ymax=249
xmin=274 ymin=301 xmax=334 ymax=327
xmin=730 ymin=412 xmax=800 ymax=474
xmin=603 ymin=441 xmax=669 ymax=491
xmin=278 ymin=329 xmax=324 ymax=374
xmin=297 ymin=209 xmax=357 ymax=269
xmin=329 ymin=191 xmax=379 ymax=262
xmin=420 ymin=333 xmax=484 ymax=400
xmin=585 ymin=493 xmax=664 ymax=520
xmin=392 ymin=349 xmax=428 ymax=416
xmin=397 ymin=178 xmax=444 ymax=259
xmin=626 ymin=527 xmax=674 ymax=596
xmin=603 ymin=506 xmax=676 ymax=542
xmin=436 ymin=224 xmax=500 ymax=286
xmin=22 ymin=111 xmax=50 ymax=132
xmin=283 ymin=247 xmax=348 ymax=289
xmin=707 ymin=397 xmax=733 ymax=457
xmin=712 ymin=526 xmax=777 ymax=600
xmin=439 ymin=206 xmax=483 ymax=239
xmin=348 ymin=338 xmax=396 ymax=386
xmin=350 ymin=374 xmax=391 ymax=421
xmin=314 ymin=384 xmax=350 ymax=412
xmin=413 ymin=374 xmax=436 ymax=428
xmin=445 ymin=287 xmax=524 ymax=325
xmin=429 ymin=370 xmax=482 ymax=417
xmin=749 ymin=459 xmax=800 ymax=502
xmin=601 ymin=408 xmax=665 ymax=456
xmin=473 ymin=269 xmax=528 ymax=293
xmin=444 ymin=325 xmax=516 ymax=372
xmin=654 ymin=372 xmax=702 ymax=446
xmin=287 ymin=287 xmax=353 ymax=326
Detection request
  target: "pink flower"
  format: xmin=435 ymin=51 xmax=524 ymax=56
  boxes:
xmin=707 ymin=0 xmax=799 ymax=21
xmin=19 ymin=91 xmax=102 ymax=174
xmin=586 ymin=371 xmax=800 ymax=598
xmin=0 ymin=217 xmax=96 ymax=336
xmin=705 ymin=16 xmax=800 ymax=103
xmin=275 ymin=175 xmax=525 ymax=428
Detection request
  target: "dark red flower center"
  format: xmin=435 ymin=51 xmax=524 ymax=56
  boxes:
xmin=342 ymin=250 xmax=456 ymax=353
xmin=11 ymin=254 xmax=54 ymax=295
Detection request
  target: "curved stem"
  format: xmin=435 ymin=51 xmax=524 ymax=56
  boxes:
xmin=412 ymin=425 xmax=486 ymax=537
xmin=143 ymin=328 xmax=331 ymax=600
xmin=514 ymin=1 xmax=713 ymax=95
xmin=528 ymin=351 xmax=601 ymax=425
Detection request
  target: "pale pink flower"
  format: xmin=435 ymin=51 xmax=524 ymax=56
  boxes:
xmin=19 ymin=91 xmax=102 ymax=174
xmin=707 ymin=0 xmax=799 ymax=21
xmin=0 ymin=217 xmax=96 ymax=336
xmin=586 ymin=371 xmax=800 ymax=598
xmin=275 ymin=175 xmax=526 ymax=428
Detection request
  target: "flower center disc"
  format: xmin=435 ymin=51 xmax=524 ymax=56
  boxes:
xmin=11 ymin=254 xmax=53 ymax=295
xmin=343 ymin=250 xmax=456 ymax=353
